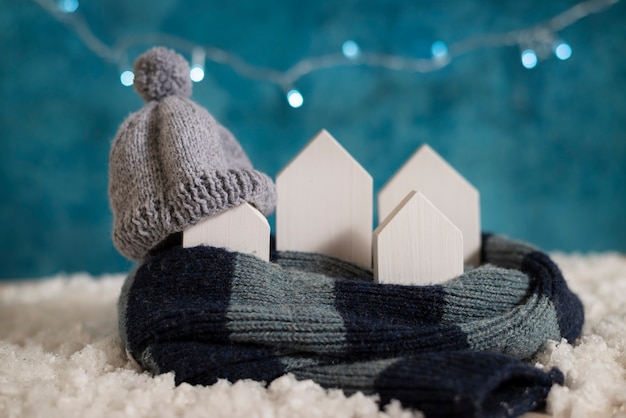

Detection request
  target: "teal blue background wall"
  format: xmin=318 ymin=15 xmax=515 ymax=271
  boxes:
xmin=1 ymin=0 xmax=625 ymax=279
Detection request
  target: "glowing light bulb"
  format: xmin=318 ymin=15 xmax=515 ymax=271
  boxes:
xmin=342 ymin=40 xmax=360 ymax=59
xmin=58 ymin=0 xmax=79 ymax=13
xmin=120 ymin=70 xmax=134 ymax=86
xmin=521 ymin=49 xmax=538 ymax=69
xmin=190 ymin=47 xmax=206 ymax=82
xmin=554 ymin=42 xmax=572 ymax=60
xmin=190 ymin=65 xmax=205 ymax=82
xmin=286 ymin=89 xmax=303 ymax=108
xmin=431 ymin=41 xmax=448 ymax=59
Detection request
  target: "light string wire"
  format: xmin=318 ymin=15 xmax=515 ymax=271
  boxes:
xmin=35 ymin=0 xmax=621 ymax=107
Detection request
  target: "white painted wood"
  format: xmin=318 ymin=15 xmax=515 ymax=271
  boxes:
xmin=182 ymin=202 xmax=270 ymax=261
xmin=374 ymin=191 xmax=464 ymax=285
xmin=377 ymin=144 xmax=481 ymax=265
xmin=276 ymin=129 xmax=373 ymax=267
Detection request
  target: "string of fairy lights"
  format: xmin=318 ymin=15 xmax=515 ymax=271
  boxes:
xmin=36 ymin=0 xmax=621 ymax=108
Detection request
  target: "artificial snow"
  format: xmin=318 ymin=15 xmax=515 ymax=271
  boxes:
xmin=1 ymin=253 xmax=625 ymax=418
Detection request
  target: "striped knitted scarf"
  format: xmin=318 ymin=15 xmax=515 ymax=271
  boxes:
xmin=118 ymin=234 xmax=583 ymax=418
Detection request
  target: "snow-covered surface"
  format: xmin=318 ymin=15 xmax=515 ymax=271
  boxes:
xmin=1 ymin=252 xmax=625 ymax=418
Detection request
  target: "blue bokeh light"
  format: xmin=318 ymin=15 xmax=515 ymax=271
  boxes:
xmin=521 ymin=49 xmax=538 ymax=69
xmin=286 ymin=89 xmax=304 ymax=108
xmin=431 ymin=41 xmax=448 ymax=59
xmin=120 ymin=70 xmax=134 ymax=86
xmin=190 ymin=66 xmax=205 ymax=82
xmin=554 ymin=42 xmax=573 ymax=60
xmin=342 ymin=40 xmax=360 ymax=59
xmin=58 ymin=0 xmax=79 ymax=13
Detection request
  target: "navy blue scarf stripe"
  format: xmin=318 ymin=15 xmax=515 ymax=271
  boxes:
xmin=521 ymin=251 xmax=585 ymax=343
xmin=123 ymin=246 xmax=236 ymax=356
xmin=374 ymin=351 xmax=563 ymax=418
xmin=334 ymin=280 xmax=471 ymax=358
xmin=146 ymin=341 xmax=287 ymax=386
xmin=480 ymin=232 xmax=493 ymax=264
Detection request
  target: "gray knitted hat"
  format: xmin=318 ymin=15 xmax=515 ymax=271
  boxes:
xmin=109 ymin=47 xmax=277 ymax=261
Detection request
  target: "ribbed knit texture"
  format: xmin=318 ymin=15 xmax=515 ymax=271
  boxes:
xmin=118 ymin=233 xmax=584 ymax=418
xmin=108 ymin=47 xmax=277 ymax=260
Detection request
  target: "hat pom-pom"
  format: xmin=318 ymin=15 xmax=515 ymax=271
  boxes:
xmin=133 ymin=47 xmax=192 ymax=102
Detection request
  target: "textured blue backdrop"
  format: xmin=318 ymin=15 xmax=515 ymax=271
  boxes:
xmin=1 ymin=0 xmax=625 ymax=279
